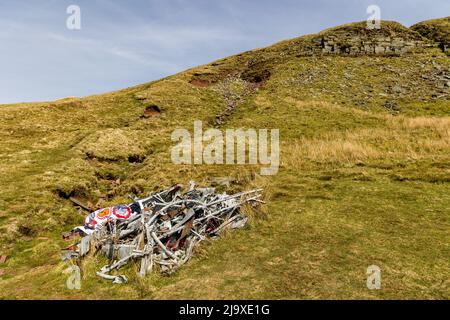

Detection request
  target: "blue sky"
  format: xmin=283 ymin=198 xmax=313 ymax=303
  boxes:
xmin=0 ymin=0 xmax=448 ymax=103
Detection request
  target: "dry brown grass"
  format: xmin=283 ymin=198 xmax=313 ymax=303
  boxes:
xmin=286 ymin=137 xmax=379 ymax=166
xmin=284 ymin=114 xmax=450 ymax=168
xmin=387 ymin=115 xmax=450 ymax=131
xmin=387 ymin=116 xmax=450 ymax=154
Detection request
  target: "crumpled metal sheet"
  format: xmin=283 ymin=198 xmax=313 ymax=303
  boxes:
xmin=79 ymin=235 xmax=91 ymax=257
xmin=62 ymin=183 xmax=263 ymax=283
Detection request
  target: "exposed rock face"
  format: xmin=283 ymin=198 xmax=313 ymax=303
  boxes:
xmin=187 ymin=19 xmax=448 ymax=91
xmin=304 ymin=21 xmax=431 ymax=56
xmin=313 ymin=35 xmax=426 ymax=56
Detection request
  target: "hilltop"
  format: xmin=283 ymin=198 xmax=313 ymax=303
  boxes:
xmin=411 ymin=16 xmax=450 ymax=54
xmin=0 ymin=18 xmax=449 ymax=299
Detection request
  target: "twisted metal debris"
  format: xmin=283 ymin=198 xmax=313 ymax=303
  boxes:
xmin=63 ymin=182 xmax=263 ymax=283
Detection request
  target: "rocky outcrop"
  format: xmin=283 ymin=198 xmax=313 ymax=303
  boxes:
xmin=313 ymin=35 xmax=425 ymax=56
xmin=304 ymin=21 xmax=431 ymax=56
xmin=411 ymin=17 xmax=450 ymax=55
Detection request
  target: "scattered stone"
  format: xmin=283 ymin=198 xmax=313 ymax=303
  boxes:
xmin=384 ymin=100 xmax=401 ymax=114
xmin=392 ymin=85 xmax=406 ymax=94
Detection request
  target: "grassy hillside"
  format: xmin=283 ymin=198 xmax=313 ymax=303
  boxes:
xmin=0 ymin=19 xmax=449 ymax=299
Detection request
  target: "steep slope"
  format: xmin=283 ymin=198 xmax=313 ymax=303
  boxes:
xmin=0 ymin=19 xmax=449 ymax=299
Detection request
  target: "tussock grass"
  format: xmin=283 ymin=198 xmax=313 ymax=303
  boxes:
xmin=388 ymin=115 xmax=450 ymax=130
xmin=283 ymin=112 xmax=450 ymax=170
xmin=80 ymin=128 xmax=150 ymax=162
xmin=287 ymin=136 xmax=379 ymax=165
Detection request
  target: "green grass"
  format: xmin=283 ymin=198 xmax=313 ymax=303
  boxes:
xmin=0 ymin=19 xmax=449 ymax=299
